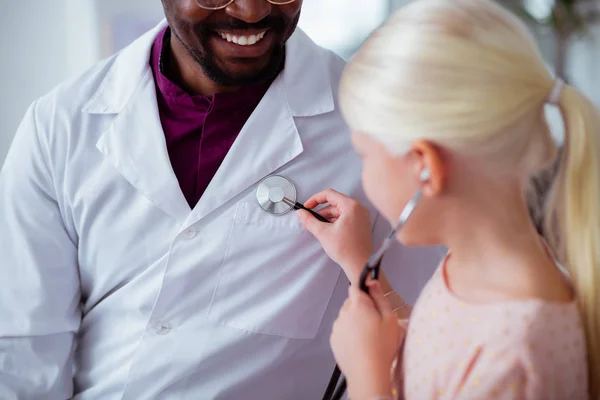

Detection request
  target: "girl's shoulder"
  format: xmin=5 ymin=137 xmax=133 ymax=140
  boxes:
xmin=408 ymin=258 xmax=583 ymax=347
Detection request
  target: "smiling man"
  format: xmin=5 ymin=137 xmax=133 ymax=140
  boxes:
xmin=163 ymin=0 xmax=299 ymax=92
xmin=0 ymin=1 xmax=441 ymax=399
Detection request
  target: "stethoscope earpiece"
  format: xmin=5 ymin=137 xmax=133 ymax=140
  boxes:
xmin=420 ymin=168 xmax=431 ymax=183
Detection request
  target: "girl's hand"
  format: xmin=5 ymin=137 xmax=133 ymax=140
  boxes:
xmin=331 ymin=281 xmax=405 ymax=400
xmin=296 ymin=189 xmax=373 ymax=284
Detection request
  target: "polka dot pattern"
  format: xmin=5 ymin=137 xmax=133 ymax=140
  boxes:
xmin=395 ymin=262 xmax=589 ymax=399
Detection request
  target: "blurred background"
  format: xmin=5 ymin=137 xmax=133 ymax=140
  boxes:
xmin=0 ymin=0 xmax=598 ymax=164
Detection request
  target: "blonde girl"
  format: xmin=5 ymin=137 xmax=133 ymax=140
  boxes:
xmin=296 ymin=0 xmax=599 ymax=398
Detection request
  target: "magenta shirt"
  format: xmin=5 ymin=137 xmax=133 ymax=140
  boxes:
xmin=150 ymin=28 xmax=271 ymax=208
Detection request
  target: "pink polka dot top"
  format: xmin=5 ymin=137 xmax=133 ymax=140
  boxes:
xmin=397 ymin=255 xmax=589 ymax=399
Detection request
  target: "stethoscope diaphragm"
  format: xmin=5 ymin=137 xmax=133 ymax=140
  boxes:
xmin=256 ymin=175 xmax=298 ymax=215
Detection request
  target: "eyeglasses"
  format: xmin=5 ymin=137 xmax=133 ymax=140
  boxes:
xmin=195 ymin=0 xmax=296 ymax=11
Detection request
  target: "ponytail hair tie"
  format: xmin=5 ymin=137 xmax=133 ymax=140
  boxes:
xmin=547 ymin=79 xmax=564 ymax=105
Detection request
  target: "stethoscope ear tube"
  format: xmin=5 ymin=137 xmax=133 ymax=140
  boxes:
xmin=325 ymin=189 xmax=424 ymax=400
xmin=326 ymin=259 xmax=380 ymax=400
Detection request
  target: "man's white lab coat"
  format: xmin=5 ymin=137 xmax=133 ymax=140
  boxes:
xmin=0 ymin=21 xmax=441 ymax=399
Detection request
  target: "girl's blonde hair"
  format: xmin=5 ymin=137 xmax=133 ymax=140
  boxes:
xmin=340 ymin=0 xmax=600 ymax=396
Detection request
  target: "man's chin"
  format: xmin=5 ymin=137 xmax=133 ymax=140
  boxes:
xmin=203 ymin=55 xmax=284 ymax=87
xmin=225 ymin=67 xmax=272 ymax=84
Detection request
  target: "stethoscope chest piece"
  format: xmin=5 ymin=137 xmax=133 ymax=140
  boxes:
xmin=256 ymin=175 xmax=298 ymax=215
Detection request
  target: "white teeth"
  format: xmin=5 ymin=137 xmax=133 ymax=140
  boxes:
xmin=218 ymin=30 xmax=267 ymax=46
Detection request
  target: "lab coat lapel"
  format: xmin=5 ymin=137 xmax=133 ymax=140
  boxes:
xmin=95 ymin=73 xmax=190 ymax=225
xmin=184 ymin=80 xmax=303 ymax=227
xmin=85 ymin=23 xmax=334 ymax=229
xmin=184 ymin=29 xmax=335 ymax=228
xmin=89 ymin=21 xmax=190 ymax=226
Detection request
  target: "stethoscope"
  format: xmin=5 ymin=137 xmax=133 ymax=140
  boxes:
xmin=256 ymin=175 xmax=329 ymax=222
xmin=256 ymin=172 xmax=428 ymax=400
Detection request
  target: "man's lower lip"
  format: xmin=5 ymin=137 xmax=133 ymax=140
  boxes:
xmin=210 ymin=30 xmax=275 ymax=58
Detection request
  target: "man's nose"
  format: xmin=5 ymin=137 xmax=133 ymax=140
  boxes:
xmin=226 ymin=0 xmax=272 ymax=24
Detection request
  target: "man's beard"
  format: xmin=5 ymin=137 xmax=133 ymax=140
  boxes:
xmin=189 ymin=36 xmax=286 ymax=87
xmin=175 ymin=14 xmax=299 ymax=87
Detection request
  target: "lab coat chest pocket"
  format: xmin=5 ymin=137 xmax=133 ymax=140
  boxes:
xmin=207 ymin=202 xmax=341 ymax=339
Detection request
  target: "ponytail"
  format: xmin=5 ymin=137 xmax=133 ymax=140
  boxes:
xmin=546 ymin=85 xmax=600 ymax=398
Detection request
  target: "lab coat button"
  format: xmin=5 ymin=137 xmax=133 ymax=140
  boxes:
xmin=154 ymin=321 xmax=172 ymax=335
xmin=183 ymin=229 xmax=197 ymax=239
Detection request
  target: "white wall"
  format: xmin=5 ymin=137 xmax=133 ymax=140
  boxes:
xmin=0 ymin=0 xmax=70 ymax=163
xmin=569 ymin=25 xmax=600 ymax=106
xmin=0 ymin=0 xmax=165 ymax=166
xmin=298 ymin=1 xmax=389 ymax=58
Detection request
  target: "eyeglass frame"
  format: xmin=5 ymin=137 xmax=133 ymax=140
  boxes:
xmin=194 ymin=0 xmax=297 ymax=11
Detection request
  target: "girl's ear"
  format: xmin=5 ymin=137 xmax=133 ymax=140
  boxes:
xmin=411 ymin=140 xmax=446 ymax=197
